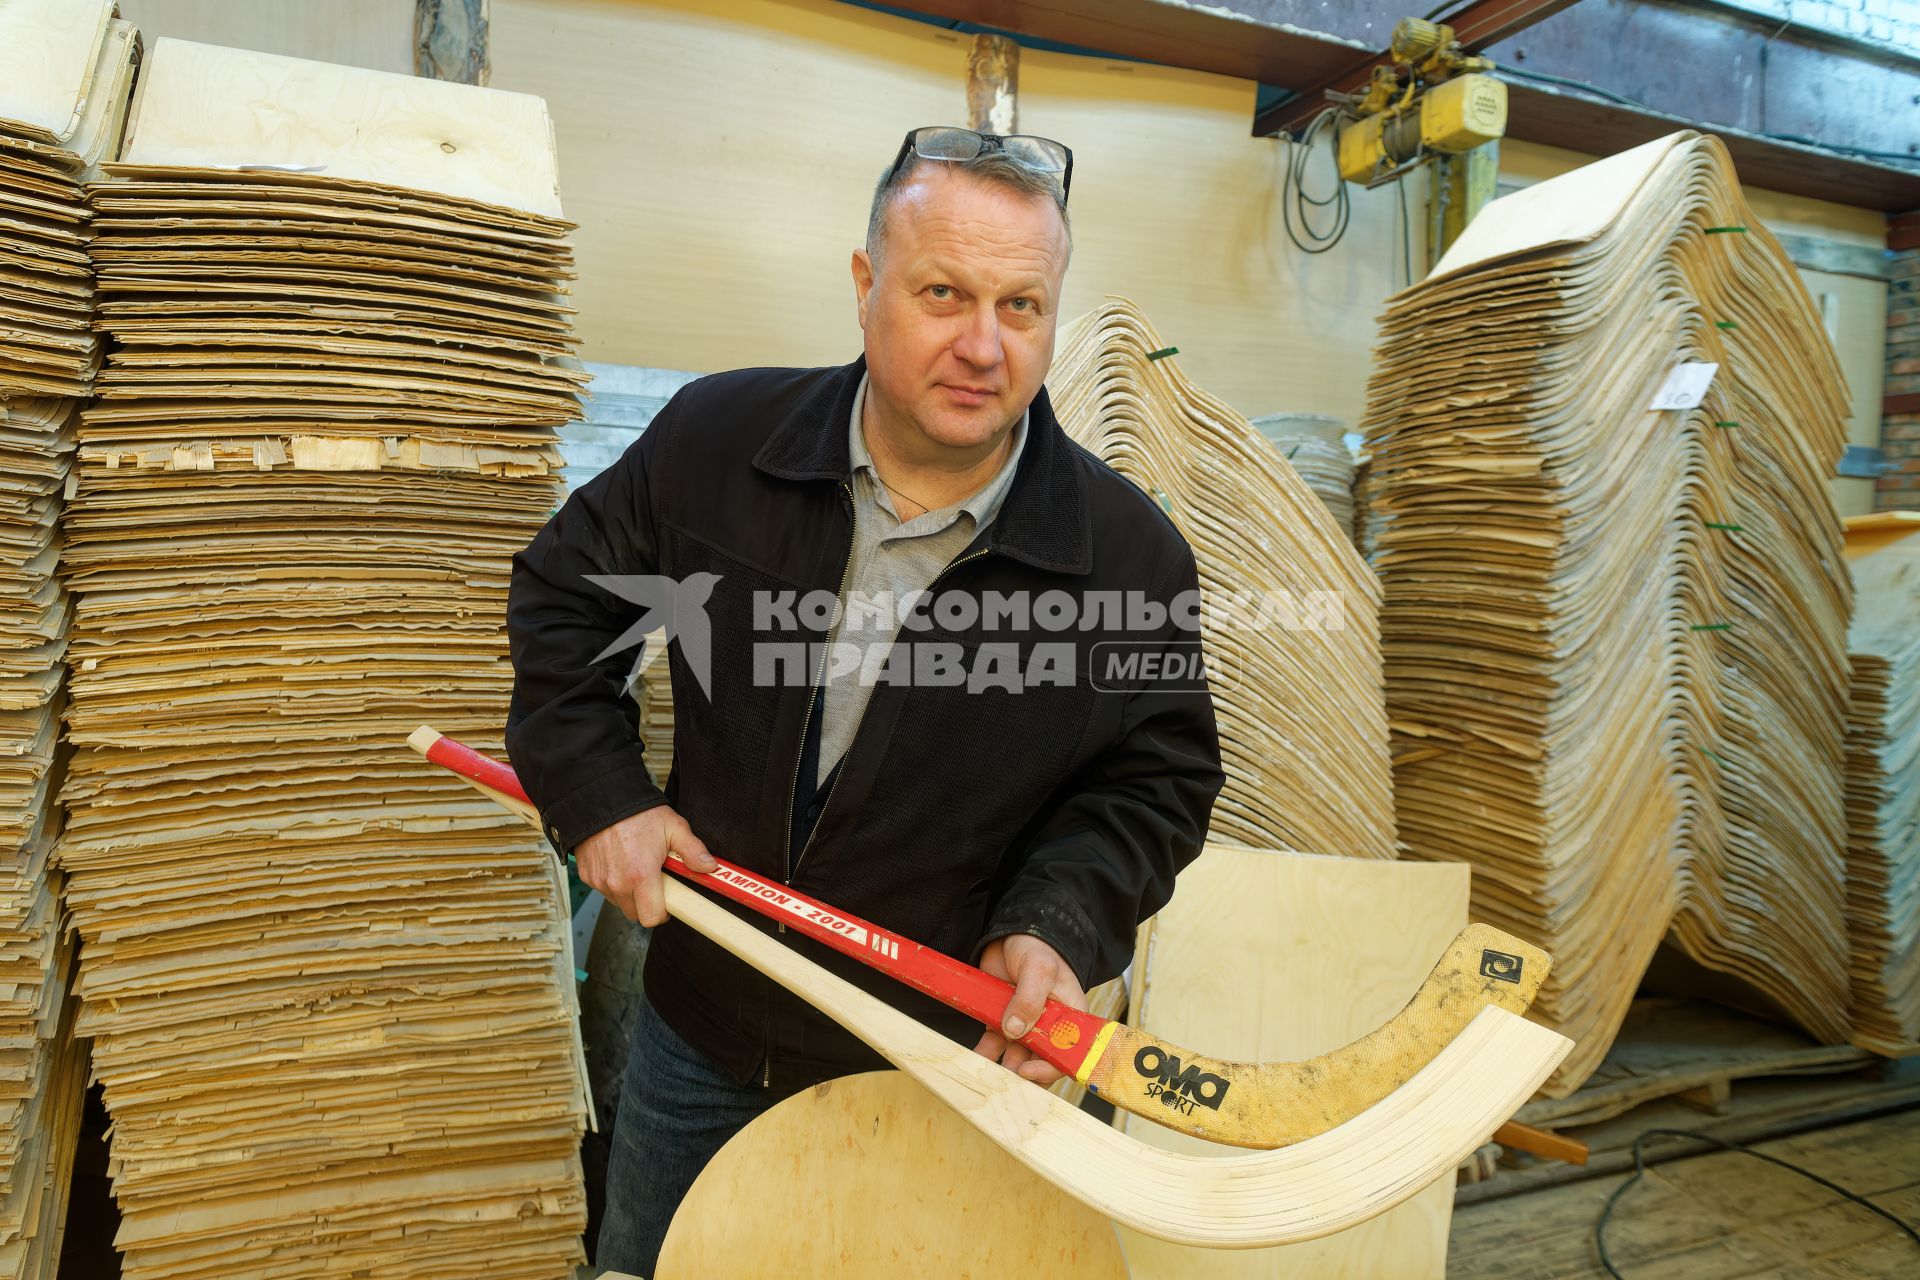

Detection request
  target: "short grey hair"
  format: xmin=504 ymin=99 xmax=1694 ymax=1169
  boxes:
xmin=865 ymin=150 xmax=1072 ymax=269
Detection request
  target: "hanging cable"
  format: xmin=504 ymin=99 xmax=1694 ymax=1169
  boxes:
xmin=1283 ymin=108 xmax=1351 ymax=255
xmin=1396 ymin=171 xmax=1413 ymax=287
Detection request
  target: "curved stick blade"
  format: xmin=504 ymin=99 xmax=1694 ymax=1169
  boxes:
xmin=1084 ymin=923 xmax=1550 ymax=1148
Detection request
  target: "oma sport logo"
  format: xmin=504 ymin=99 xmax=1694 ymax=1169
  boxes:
xmin=1132 ymin=1044 xmax=1231 ymax=1115
xmin=1479 ymin=948 xmax=1525 ymax=984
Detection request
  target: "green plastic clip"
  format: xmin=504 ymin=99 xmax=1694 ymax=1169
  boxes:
xmin=1704 ymin=521 xmax=1743 ymax=532
xmin=1146 ymin=346 xmax=1179 ymax=362
xmin=1704 ymin=226 xmax=1748 ymax=234
xmin=1690 ymin=622 xmax=1733 ymax=632
xmin=1715 ymin=320 xmax=1739 ymax=330
xmin=574 ymin=968 xmax=588 ymax=983
xmin=1713 ymin=421 xmax=1741 ymax=430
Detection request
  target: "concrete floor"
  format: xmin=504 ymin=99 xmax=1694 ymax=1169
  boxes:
xmin=1449 ymin=1107 xmax=1920 ymax=1278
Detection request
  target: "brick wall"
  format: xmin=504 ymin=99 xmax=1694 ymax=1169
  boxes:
xmin=1705 ymin=0 xmax=1920 ymax=59
xmin=1880 ymin=244 xmax=1920 ymax=511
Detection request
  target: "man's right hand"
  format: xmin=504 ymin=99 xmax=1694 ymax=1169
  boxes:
xmin=575 ymin=806 xmax=716 ymax=927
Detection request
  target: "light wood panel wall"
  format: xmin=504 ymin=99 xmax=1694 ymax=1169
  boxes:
xmin=487 ymin=0 xmax=1422 ymax=427
xmin=109 ymin=4 xmax=1891 ymax=463
xmin=113 ymin=0 xmax=414 ymax=74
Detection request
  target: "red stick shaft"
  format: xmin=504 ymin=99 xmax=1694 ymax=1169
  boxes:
xmin=419 ymin=732 xmax=1111 ymax=1080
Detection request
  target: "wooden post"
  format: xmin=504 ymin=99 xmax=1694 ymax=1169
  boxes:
xmin=415 ymin=0 xmax=488 ymax=86
xmin=967 ymin=34 xmax=1017 ymax=135
xmin=1429 ymin=139 xmax=1500 ymax=270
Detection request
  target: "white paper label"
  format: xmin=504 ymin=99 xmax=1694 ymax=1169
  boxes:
xmin=1649 ymin=362 xmax=1719 ymax=411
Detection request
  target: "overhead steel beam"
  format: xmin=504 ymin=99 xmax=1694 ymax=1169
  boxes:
xmin=1252 ymin=0 xmax=1583 ymax=138
xmin=880 ymin=0 xmax=1920 ymax=210
xmin=1502 ymin=77 xmax=1920 ymax=212
xmin=1476 ymin=0 xmax=1919 ymax=165
xmin=874 ymin=0 xmax=1372 ymax=87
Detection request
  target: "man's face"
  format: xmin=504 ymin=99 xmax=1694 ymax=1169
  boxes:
xmin=852 ymin=166 xmax=1070 ymax=453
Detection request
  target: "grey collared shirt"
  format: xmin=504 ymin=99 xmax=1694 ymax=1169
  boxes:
xmin=814 ymin=375 xmax=1027 ymax=787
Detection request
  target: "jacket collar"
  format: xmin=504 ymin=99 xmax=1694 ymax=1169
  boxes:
xmin=753 ymin=354 xmax=1092 ymax=575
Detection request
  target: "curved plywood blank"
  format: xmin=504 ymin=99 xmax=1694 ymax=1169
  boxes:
xmin=0 ymin=0 xmax=111 ymax=145
xmin=1362 ymin=132 xmax=1853 ymax=1093
xmin=655 ymin=874 xmax=1567 ymax=1247
xmin=1050 ymin=301 xmax=1395 ymax=858
xmin=656 ymin=1071 xmax=1128 ymax=1277
xmin=417 ymin=729 xmax=1550 ymax=1156
xmin=1251 ymin=413 xmax=1355 ymax=536
xmin=1843 ymin=516 xmax=1920 ymax=1055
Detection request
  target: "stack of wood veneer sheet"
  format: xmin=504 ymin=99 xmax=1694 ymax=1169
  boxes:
xmin=1051 ymin=299 xmax=1395 ymax=857
xmin=55 ymin=38 xmax=591 ymax=1278
xmin=1250 ymin=413 xmax=1356 ymax=536
xmin=1842 ymin=514 xmax=1920 ymax=1055
xmin=1360 ymin=131 xmax=1853 ymax=1093
xmin=0 ymin=5 xmax=133 ymax=1275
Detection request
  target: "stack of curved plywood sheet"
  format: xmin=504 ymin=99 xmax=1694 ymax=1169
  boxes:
xmin=1251 ymin=413 xmax=1355 ymax=536
xmin=1361 ymin=132 xmax=1853 ymax=1092
xmin=0 ymin=7 xmax=133 ymax=1273
xmin=1842 ymin=514 xmax=1920 ymax=1055
xmin=54 ymin=39 xmax=589 ymax=1279
xmin=1051 ymin=299 xmax=1395 ymax=857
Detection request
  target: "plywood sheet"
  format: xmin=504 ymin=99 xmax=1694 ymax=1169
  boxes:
xmin=124 ymin=38 xmax=564 ymax=218
xmin=0 ymin=0 xmax=111 ymax=143
xmin=657 ymin=1070 xmax=1127 ymax=1276
xmin=0 ymin=16 xmax=135 ymax=400
xmin=0 ymin=399 xmax=78 ymax=1280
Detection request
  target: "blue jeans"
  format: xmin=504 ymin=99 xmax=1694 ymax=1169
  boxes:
xmin=595 ymin=996 xmax=810 ymax=1275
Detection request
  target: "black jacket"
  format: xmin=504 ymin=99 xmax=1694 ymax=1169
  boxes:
xmin=506 ymin=356 xmax=1223 ymax=1087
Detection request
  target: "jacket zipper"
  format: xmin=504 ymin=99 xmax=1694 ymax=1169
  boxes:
xmin=787 ymin=540 xmax=993 ymax=888
xmin=781 ymin=481 xmax=858 ymax=914
xmin=766 ymin=501 xmax=991 ymax=1087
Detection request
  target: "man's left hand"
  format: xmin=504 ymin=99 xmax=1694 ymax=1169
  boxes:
xmin=973 ymin=934 xmax=1087 ymax=1086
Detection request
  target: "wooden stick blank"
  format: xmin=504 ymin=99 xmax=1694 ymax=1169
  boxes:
xmin=409 ymin=729 xmax=1573 ymax=1246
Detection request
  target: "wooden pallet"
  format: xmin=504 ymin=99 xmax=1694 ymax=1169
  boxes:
xmin=1517 ymin=997 xmax=1875 ymax=1130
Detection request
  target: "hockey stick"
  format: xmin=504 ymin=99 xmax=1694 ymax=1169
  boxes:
xmin=412 ymin=725 xmax=1555 ymax=1152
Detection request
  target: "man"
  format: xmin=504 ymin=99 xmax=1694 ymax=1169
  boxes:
xmin=506 ymin=125 xmax=1223 ymax=1273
